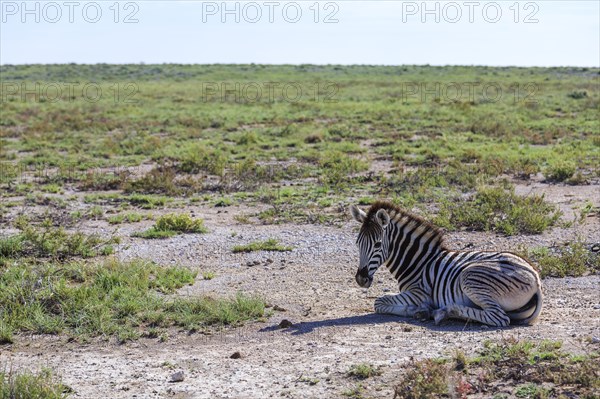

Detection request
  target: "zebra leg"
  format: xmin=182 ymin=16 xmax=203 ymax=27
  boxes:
xmin=433 ymin=302 xmax=510 ymax=327
xmin=374 ymin=291 xmax=428 ymax=318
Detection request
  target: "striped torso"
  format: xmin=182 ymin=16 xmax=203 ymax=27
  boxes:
xmin=387 ymin=249 xmax=536 ymax=308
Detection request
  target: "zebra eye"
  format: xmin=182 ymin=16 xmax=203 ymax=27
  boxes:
xmin=373 ymin=241 xmax=382 ymax=250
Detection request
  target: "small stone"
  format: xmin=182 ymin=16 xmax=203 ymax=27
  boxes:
xmin=278 ymin=319 xmax=294 ymax=328
xmin=273 ymin=305 xmax=287 ymax=312
xmin=385 ymin=335 xmax=392 ymax=339
xmin=246 ymin=261 xmax=254 ymax=267
xmin=253 ymin=260 xmax=261 ymax=266
xmin=265 ymin=258 xmax=273 ymax=264
xmin=592 ymin=336 xmax=600 ymax=344
xmin=169 ymin=371 xmax=184 ymax=383
xmin=230 ymin=351 xmax=242 ymax=359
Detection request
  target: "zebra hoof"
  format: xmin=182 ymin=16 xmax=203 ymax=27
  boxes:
xmin=413 ymin=310 xmax=431 ymax=321
xmin=433 ymin=308 xmax=448 ymax=325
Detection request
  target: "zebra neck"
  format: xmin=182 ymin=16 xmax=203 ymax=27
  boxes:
xmin=383 ymin=217 xmax=445 ymax=286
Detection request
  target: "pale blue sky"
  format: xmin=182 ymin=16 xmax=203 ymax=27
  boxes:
xmin=1 ymin=1 xmax=598 ymax=66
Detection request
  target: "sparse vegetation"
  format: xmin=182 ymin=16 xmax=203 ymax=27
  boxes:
xmin=342 ymin=384 xmax=366 ymax=398
xmin=131 ymin=229 xmax=178 ymax=239
xmin=545 ymin=160 xmax=577 ymax=183
xmin=568 ymin=90 xmax=588 ymax=99
xmin=434 ymin=186 xmax=562 ymax=235
xmin=214 ymin=197 xmax=233 ymax=207
xmin=202 ymin=271 xmax=216 ymax=280
xmin=393 ymin=339 xmax=599 ymax=399
xmin=87 ymin=205 xmax=104 ymax=220
xmin=521 ymin=240 xmax=600 ymax=278
xmin=346 ymin=363 xmax=383 ymax=379
xmin=394 ymin=359 xmax=450 ymax=398
xmin=108 ymin=212 xmax=144 ymax=224
xmin=154 ymin=213 xmax=207 ymax=233
xmin=578 ymin=201 xmax=597 ymax=222
xmin=132 ymin=213 xmax=207 ymax=239
xmin=232 ymin=238 xmax=292 ymax=253
xmin=0 ymin=258 xmax=264 ymax=342
xmin=0 ymin=221 xmax=118 ymax=260
xmin=0 ymin=367 xmax=71 ymax=399
xmin=124 ymin=165 xmax=199 ymax=196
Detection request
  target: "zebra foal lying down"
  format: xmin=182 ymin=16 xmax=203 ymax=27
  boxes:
xmin=350 ymin=201 xmax=543 ymax=327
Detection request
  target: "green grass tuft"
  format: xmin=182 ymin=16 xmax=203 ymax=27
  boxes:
xmin=0 ymin=322 xmax=13 ymax=344
xmin=342 ymin=384 xmax=366 ymax=398
xmin=202 ymin=271 xmax=216 ymax=280
xmin=154 ymin=213 xmax=207 ymax=233
xmin=545 ymin=160 xmax=576 ymax=182
xmin=108 ymin=212 xmax=144 ymax=224
xmin=232 ymin=238 xmax=292 ymax=253
xmin=127 ymin=194 xmax=169 ymax=209
xmin=346 ymin=363 xmax=383 ymax=379
xmin=0 ymin=367 xmax=71 ymax=399
xmin=132 ymin=229 xmax=178 ymax=239
xmin=132 ymin=213 xmax=208 ymax=239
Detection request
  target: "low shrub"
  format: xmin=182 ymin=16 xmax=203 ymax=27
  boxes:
xmin=434 ymin=186 xmax=561 ymax=235
xmin=132 ymin=213 xmax=207 ymax=239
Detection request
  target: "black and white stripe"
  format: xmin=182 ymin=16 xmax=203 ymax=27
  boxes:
xmin=350 ymin=201 xmax=543 ymax=327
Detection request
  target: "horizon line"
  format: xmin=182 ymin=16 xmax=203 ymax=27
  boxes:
xmin=2 ymin=62 xmax=599 ymax=68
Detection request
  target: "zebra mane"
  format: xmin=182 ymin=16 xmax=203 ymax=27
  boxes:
xmin=365 ymin=200 xmax=448 ymax=251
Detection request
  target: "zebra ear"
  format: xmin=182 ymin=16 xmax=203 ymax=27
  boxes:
xmin=350 ymin=205 xmax=367 ymax=223
xmin=375 ymin=209 xmax=390 ymax=228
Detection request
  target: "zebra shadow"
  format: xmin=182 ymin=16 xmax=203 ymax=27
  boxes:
xmin=261 ymin=313 xmax=514 ymax=335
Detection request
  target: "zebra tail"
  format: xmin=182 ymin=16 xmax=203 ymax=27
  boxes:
xmin=508 ymin=286 xmax=543 ymax=325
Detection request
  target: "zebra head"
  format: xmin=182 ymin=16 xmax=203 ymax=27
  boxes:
xmin=350 ymin=205 xmax=391 ymax=288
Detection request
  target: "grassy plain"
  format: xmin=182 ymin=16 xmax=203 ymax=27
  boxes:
xmin=1 ymin=65 xmax=598 ymax=227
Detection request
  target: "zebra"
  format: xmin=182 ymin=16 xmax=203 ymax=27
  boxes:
xmin=350 ymin=201 xmax=543 ymax=327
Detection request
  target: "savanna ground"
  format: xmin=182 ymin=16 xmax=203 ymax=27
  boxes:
xmin=0 ymin=65 xmax=599 ymax=398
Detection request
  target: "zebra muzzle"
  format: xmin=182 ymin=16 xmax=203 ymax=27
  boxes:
xmin=355 ymin=267 xmax=372 ymax=288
